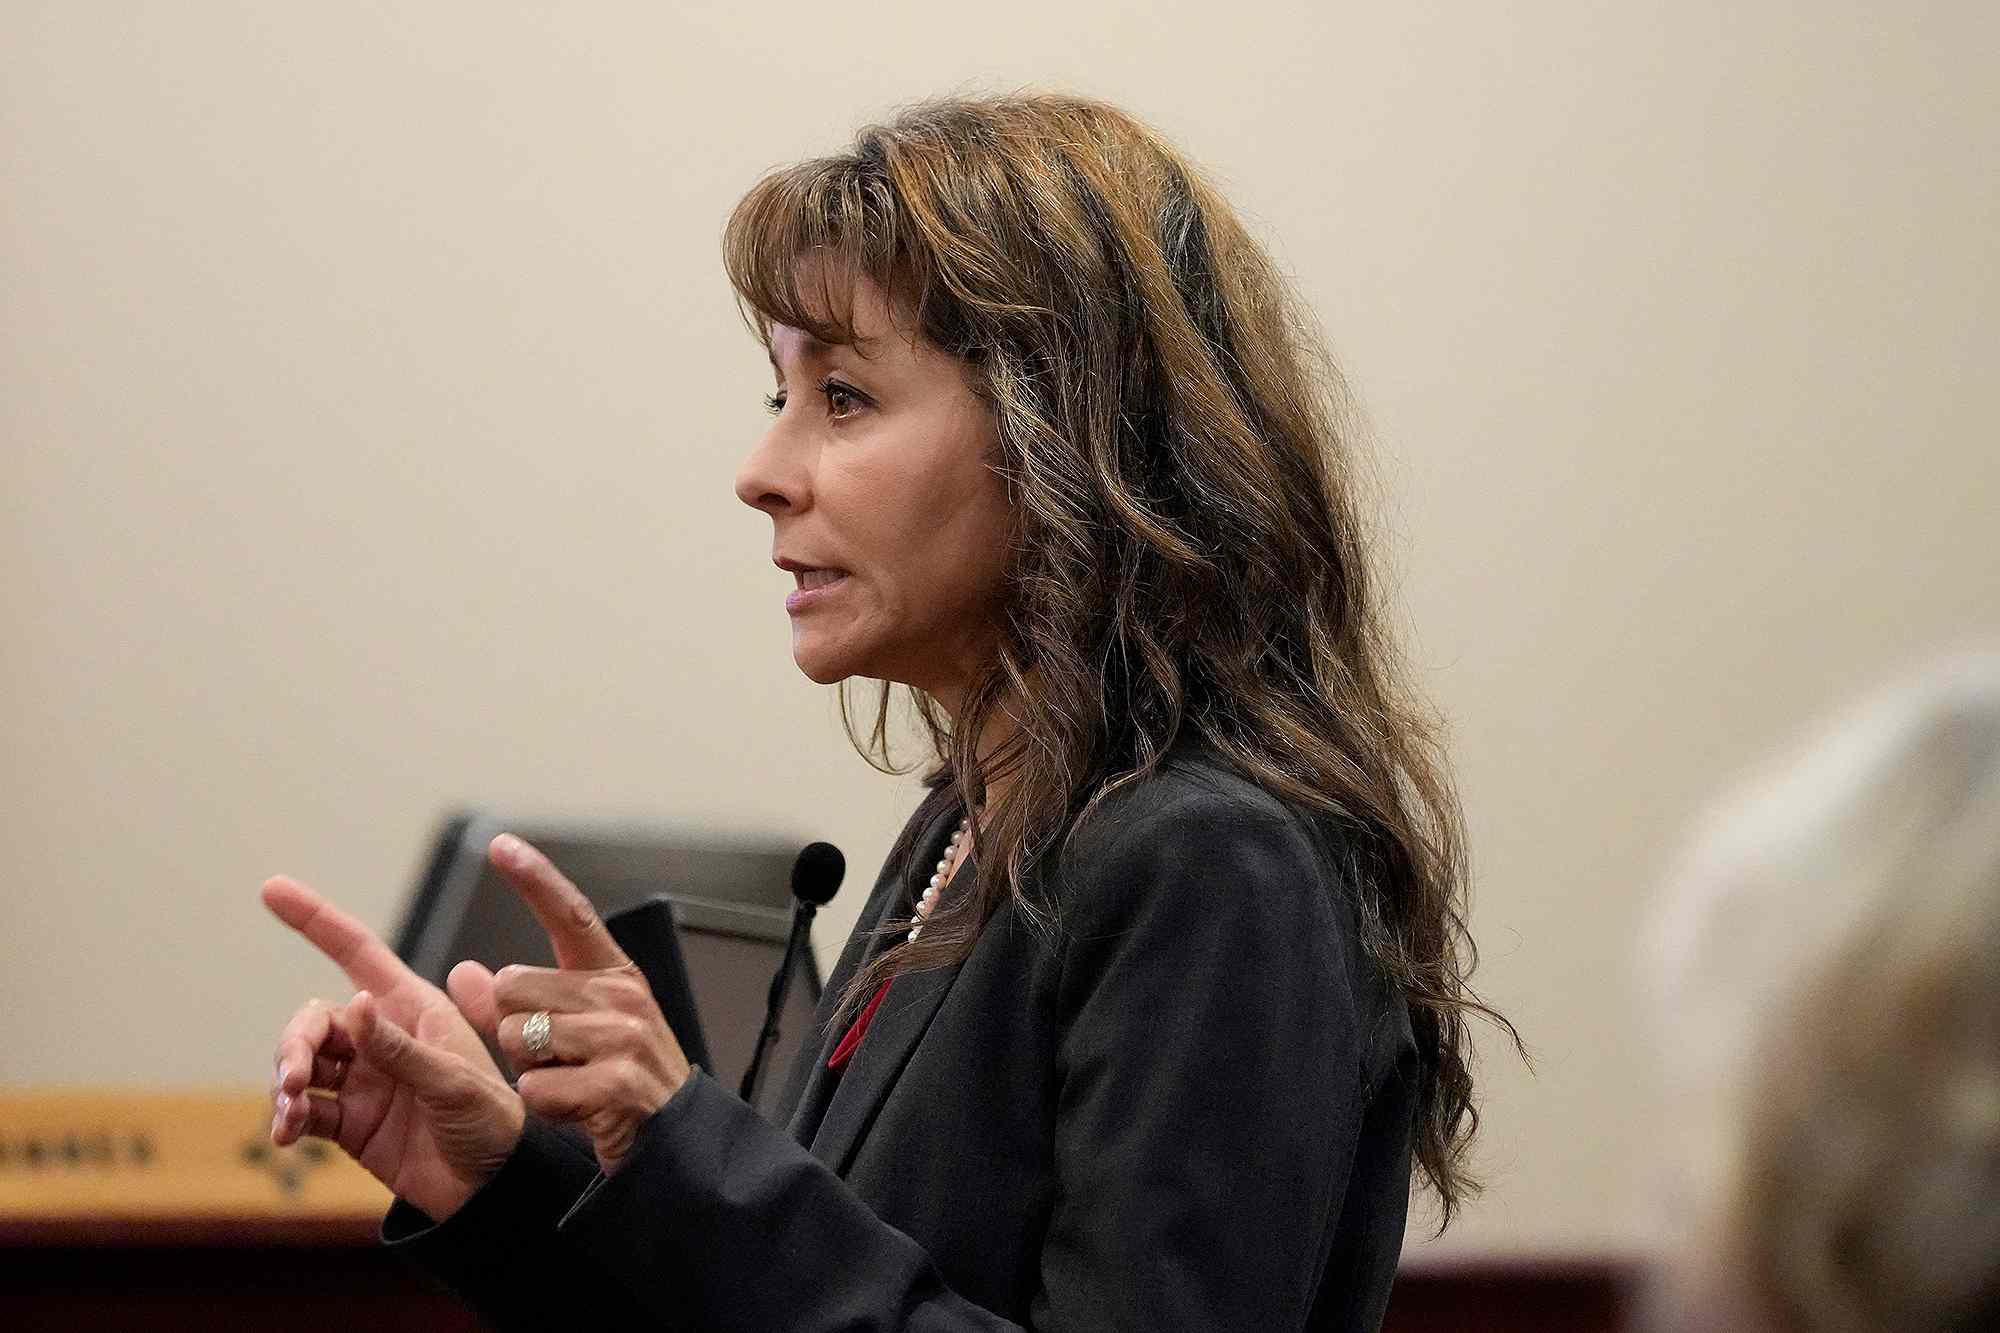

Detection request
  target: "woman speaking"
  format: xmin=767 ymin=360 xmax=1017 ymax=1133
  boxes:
xmin=262 ymin=94 xmax=1501 ymax=1331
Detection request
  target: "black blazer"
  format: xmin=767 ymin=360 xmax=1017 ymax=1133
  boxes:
xmin=387 ymin=747 xmax=1420 ymax=1331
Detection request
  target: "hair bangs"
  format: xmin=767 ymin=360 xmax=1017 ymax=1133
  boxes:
xmin=723 ymin=154 xmax=912 ymax=350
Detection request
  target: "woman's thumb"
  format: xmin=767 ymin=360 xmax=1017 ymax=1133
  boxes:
xmin=445 ymin=960 xmax=499 ymax=1040
xmin=351 ymin=992 xmax=457 ymax=1096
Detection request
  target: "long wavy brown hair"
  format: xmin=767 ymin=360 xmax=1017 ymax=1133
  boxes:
xmin=725 ymin=93 xmax=1511 ymax=1226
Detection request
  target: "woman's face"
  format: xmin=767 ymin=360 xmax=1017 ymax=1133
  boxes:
xmin=735 ymin=277 xmax=1012 ymax=707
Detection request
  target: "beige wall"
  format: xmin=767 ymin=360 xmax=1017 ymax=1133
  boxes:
xmin=4 ymin=1 xmax=1994 ymax=1257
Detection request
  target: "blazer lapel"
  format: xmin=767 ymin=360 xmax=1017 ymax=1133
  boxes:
xmin=777 ymin=872 xmax=900 ymax=1144
xmin=806 ymin=809 xmax=975 ymax=1175
xmin=780 ymin=798 xmax=962 ymax=1147
xmin=807 ymin=929 xmax=968 ymax=1175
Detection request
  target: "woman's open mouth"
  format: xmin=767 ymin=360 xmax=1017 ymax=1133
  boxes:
xmin=785 ymin=568 xmax=849 ymax=612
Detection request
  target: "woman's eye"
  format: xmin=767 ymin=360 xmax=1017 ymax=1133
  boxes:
xmin=821 ymin=380 xmax=863 ymax=419
xmin=762 ymin=391 xmax=786 ymax=415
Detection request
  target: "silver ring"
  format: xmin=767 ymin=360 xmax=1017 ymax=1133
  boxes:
xmin=522 ymin=1010 xmax=554 ymax=1059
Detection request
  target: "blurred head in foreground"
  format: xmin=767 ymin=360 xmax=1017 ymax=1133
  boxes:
xmin=1643 ymin=652 xmax=2000 ymax=1331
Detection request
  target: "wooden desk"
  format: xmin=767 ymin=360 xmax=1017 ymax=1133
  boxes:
xmin=1 ymin=1090 xmax=1635 ymax=1330
xmin=0 ymin=1088 xmax=475 ymax=1331
xmin=0 ymin=1088 xmax=390 ymax=1225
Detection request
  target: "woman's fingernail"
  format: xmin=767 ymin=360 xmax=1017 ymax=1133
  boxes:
xmin=493 ymin=834 xmax=525 ymax=865
xmin=275 ymin=1092 xmax=292 ymax=1119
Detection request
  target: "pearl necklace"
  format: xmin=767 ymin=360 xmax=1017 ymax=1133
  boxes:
xmin=908 ymin=815 xmax=970 ymax=943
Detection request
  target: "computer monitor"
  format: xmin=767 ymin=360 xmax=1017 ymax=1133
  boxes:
xmin=393 ymin=813 xmax=823 ymax=1121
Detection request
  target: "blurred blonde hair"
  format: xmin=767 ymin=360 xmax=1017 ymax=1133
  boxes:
xmin=1643 ymin=652 xmax=2000 ymax=1330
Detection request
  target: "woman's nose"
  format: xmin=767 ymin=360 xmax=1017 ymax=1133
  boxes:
xmin=734 ymin=424 xmax=805 ymax=516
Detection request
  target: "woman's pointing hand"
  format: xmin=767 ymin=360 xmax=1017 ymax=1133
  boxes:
xmin=479 ymin=833 xmax=694 ymax=1176
xmin=261 ymin=876 xmax=525 ymax=1223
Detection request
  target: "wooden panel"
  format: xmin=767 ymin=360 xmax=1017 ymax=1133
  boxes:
xmin=0 ymin=1245 xmax=485 ymax=1333
xmin=0 ymin=1243 xmax=1638 ymax=1332
xmin=0 ymin=1088 xmax=389 ymax=1230
xmin=0 ymin=1090 xmax=1638 ymax=1330
xmin=1385 ymin=1258 xmax=1637 ymax=1332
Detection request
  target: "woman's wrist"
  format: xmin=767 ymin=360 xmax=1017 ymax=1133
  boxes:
xmin=408 ymin=1092 xmax=528 ymax=1224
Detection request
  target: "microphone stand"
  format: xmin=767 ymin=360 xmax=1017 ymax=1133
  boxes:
xmin=740 ymin=898 xmax=816 ymax=1104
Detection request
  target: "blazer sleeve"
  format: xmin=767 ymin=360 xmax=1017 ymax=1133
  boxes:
xmin=553 ymin=1068 xmax=1023 ymax=1330
xmin=381 ymin=1116 xmax=663 ymax=1329
xmin=389 ymin=791 xmax=1373 ymax=1331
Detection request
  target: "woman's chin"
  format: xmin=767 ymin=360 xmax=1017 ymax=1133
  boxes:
xmin=796 ymin=659 xmax=852 ymax=686
xmin=789 ymin=637 xmax=858 ymax=686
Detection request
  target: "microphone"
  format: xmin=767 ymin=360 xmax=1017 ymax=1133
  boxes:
xmin=790 ymin=840 xmax=847 ymax=909
xmin=740 ymin=841 xmax=845 ymax=1105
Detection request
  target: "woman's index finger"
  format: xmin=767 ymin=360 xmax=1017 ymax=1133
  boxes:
xmin=488 ymin=834 xmax=629 ymax=971
xmin=260 ymin=876 xmax=418 ymax=994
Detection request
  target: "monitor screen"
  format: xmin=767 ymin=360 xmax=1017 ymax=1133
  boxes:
xmin=394 ymin=814 xmax=825 ymax=1121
